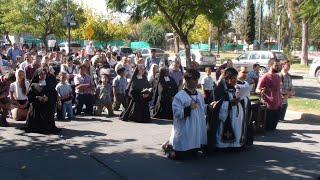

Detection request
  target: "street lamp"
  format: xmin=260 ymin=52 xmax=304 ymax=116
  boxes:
xmin=277 ymin=4 xmax=284 ymax=51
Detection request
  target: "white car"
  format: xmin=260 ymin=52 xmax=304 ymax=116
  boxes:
xmin=309 ymin=57 xmax=320 ymax=84
xmin=59 ymin=42 xmax=82 ymax=54
xmin=231 ymin=51 xmax=288 ymax=76
xmin=177 ymin=49 xmax=216 ymax=69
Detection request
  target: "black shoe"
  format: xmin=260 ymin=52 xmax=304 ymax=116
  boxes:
xmin=0 ymin=120 xmax=9 ymax=127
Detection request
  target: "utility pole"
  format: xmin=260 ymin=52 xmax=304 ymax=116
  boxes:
xmin=67 ymin=0 xmax=71 ymax=56
xmin=258 ymin=0 xmax=263 ymax=50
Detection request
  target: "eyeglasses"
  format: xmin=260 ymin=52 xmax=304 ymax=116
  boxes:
xmin=241 ymin=71 xmax=248 ymax=74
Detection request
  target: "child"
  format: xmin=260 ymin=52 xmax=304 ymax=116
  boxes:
xmin=201 ymin=67 xmax=216 ymax=104
xmin=56 ymin=71 xmax=74 ymax=120
xmin=112 ymin=67 xmax=128 ymax=111
xmin=95 ymin=74 xmax=114 ymax=116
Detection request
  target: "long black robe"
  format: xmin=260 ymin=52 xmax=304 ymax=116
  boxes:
xmin=206 ymin=80 xmax=254 ymax=152
xmin=120 ymin=76 xmax=152 ymax=123
xmin=23 ymin=68 xmax=59 ymax=134
xmin=152 ymin=76 xmax=178 ymax=119
xmin=24 ymin=84 xmax=59 ymax=134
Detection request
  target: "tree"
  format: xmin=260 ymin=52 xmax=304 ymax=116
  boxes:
xmin=188 ymin=15 xmax=211 ymax=44
xmin=0 ymin=0 xmax=85 ymax=48
xmin=287 ymin=0 xmax=308 ymax=65
xmin=245 ymin=0 xmax=255 ymax=46
xmin=137 ymin=19 xmax=166 ymax=48
xmin=106 ymin=0 xmax=238 ymax=69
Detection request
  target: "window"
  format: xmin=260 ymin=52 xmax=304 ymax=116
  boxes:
xmin=70 ymin=43 xmax=81 ymax=48
xmin=179 ymin=51 xmax=186 ymax=57
xmin=154 ymin=49 xmax=165 ymax=53
xmin=261 ymin=53 xmax=272 ymax=59
xmin=249 ymin=52 xmax=261 ymax=60
xmin=142 ymin=49 xmax=149 ymax=54
xmin=121 ymin=48 xmax=133 ymax=53
xmin=59 ymin=44 xmax=65 ymax=47
xmin=238 ymin=52 xmax=249 ymax=60
xmin=200 ymin=51 xmax=214 ymax=57
xmin=274 ymin=53 xmax=288 ymax=60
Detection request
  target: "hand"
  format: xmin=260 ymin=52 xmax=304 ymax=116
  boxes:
xmin=36 ymin=96 xmax=42 ymax=101
xmin=230 ymin=98 xmax=240 ymax=106
xmin=261 ymin=88 xmax=268 ymax=94
xmin=142 ymin=94 xmax=149 ymax=98
xmin=42 ymin=95 xmax=48 ymax=102
xmin=210 ymin=101 xmax=218 ymax=108
xmin=190 ymin=101 xmax=198 ymax=110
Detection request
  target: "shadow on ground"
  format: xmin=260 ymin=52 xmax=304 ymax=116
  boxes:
xmin=293 ymin=85 xmax=320 ymax=99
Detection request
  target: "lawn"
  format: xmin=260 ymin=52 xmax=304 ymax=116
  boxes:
xmin=250 ymin=93 xmax=320 ymax=115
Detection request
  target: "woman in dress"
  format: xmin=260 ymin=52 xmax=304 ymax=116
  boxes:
xmin=120 ymin=64 xmax=152 ymax=123
xmin=22 ymin=67 xmax=60 ymax=134
xmin=153 ymin=67 xmax=179 ymax=119
xmin=9 ymin=69 xmax=30 ymax=121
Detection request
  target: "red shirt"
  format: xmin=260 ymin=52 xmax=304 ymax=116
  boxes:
xmin=257 ymin=73 xmax=282 ymax=110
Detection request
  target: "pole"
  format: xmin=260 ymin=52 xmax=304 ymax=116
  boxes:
xmin=67 ymin=0 xmax=71 ymax=56
xmin=259 ymin=1 xmax=262 ymax=50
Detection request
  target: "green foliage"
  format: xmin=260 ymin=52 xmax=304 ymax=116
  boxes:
xmin=106 ymin=0 xmax=239 ymax=69
xmin=137 ymin=20 xmax=166 ymax=48
xmin=0 ymin=0 xmax=85 ymax=47
xmin=245 ymin=0 xmax=255 ymax=45
xmin=299 ymin=0 xmax=320 ymax=26
xmin=283 ymin=44 xmax=293 ymax=62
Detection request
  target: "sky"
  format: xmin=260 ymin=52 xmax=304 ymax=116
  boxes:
xmin=74 ymin=0 xmax=107 ymax=15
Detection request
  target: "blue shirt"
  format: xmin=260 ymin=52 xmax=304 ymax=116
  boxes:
xmin=113 ymin=75 xmax=127 ymax=94
xmin=145 ymin=56 xmax=160 ymax=71
xmin=7 ymin=48 xmax=22 ymax=61
xmin=169 ymin=68 xmax=183 ymax=86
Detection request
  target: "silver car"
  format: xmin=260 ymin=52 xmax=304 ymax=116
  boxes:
xmin=178 ymin=49 xmax=216 ymax=69
xmin=231 ymin=51 xmax=288 ymax=76
xmin=139 ymin=48 xmax=166 ymax=61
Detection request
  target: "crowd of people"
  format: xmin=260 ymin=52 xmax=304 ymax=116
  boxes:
xmin=0 ymin=42 xmax=294 ymax=160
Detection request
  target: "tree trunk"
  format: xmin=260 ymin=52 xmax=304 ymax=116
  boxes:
xmin=174 ymin=35 xmax=179 ymax=53
xmin=301 ymin=18 xmax=308 ymax=65
xmin=41 ymin=35 xmax=48 ymax=51
xmin=180 ymin=35 xmax=191 ymax=69
xmin=5 ymin=31 xmax=12 ymax=46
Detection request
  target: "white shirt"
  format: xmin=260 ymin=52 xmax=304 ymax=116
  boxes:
xmin=10 ymin=81 xmax=30 ymax=100
xmin=86 ymin=45 xmax=95 ymax=55
xmin=201 ymin=75 xmax=215 ymax=90
xmin=106 ymin=57 xmax=117 ymax=66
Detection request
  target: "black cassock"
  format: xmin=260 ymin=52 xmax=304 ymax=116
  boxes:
xmin=24 ymin=83 xmax=59 ymax=134
xmin=152 ymin=76 xmax=178 ymax=120
xmin=120 ymin=77 xmax=152 ymax=123
xmin=206 ymin=80 xmax=254 ymax=152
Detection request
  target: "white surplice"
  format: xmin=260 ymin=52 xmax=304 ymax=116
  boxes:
xmin=169 ymin=90 xmax=207 ymax=151
xmin=216 ymin=90 xmax=244 ymax=148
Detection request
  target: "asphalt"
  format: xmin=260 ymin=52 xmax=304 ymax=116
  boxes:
xmin=1 ymin=108 xmax=319 ymax=180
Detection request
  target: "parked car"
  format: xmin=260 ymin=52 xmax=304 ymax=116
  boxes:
xmin=176 ymin=49 xmax=217 ymax=69
xmin=59 ymin=42 xmax=82 ymax=54
xmin=139 ymin=48 xmax=166 ymax=60
xmin=231 ymin=51 xmax=288 ymax=76
xmin=119 ymin=47 xmax=133 ymax=57
xmin=309 ymin=57 xmax=320 ymax=84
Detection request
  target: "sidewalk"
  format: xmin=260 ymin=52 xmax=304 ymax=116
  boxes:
xmin=1 ymin=110 xmax=319 ymax=180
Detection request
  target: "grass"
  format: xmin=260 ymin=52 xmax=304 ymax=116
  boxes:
xmin=250 ymin=93 xmax=320 ymax=115
xmin=288 ymin=97 xmax=320 ymax=115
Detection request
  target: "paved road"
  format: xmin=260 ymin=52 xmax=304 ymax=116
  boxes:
xmin=0 ymin=110 xmax=319 ymax=180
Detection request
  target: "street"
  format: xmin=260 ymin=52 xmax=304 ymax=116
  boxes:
xmin=0 ymin=109 xmax=319 ymax=179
